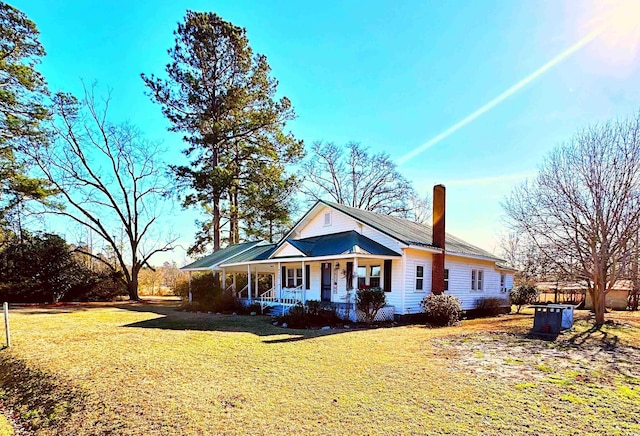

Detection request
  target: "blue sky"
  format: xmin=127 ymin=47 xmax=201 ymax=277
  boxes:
xmin=14 ymin=0 xmax=640 ymax=264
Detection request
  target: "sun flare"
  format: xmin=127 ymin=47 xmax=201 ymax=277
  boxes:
xmin=581 ymin=0 xmax=640 ymax=68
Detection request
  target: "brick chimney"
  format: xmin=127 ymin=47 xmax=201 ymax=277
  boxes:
xmin=431 ymin=184 xmax=446 ymax=294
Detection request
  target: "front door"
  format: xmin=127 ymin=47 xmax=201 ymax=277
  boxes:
xmin=321 ymin=262 xmax=332 ymax=302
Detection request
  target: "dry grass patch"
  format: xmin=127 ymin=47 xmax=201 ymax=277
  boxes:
xmin=0 ymin=302 xmax=639 ymax=435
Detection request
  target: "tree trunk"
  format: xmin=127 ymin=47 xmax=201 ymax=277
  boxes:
xmin=128 ymin=278 xmax=139 ymax=301
xmin=213 ymin=197 xmax=221 ymax=250
xmin=592 ymin=288 xmax=605 ymax=325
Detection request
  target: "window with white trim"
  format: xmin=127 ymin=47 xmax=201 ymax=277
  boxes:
xmin=471 ymin=269 xmax=483 ymax=291
xmin=500 ymin=273 xmax=506 ymax=292
xmin=287 ymin=268 xmax=295 ymax=288
xmin=287 ymin=268 xmax=303 ymax=288
xmin=370 ymin=265 xmax=381 ymax=288
xmin=416 ymin=265 xmax=424 ymax=291
xmin=357 ymin=266 xmax=366 ymax=288
xmin=296 ymin=268 xmax=303 ymax=287
xmin=444 ymin=268 xmax=449 ymax=291
xmin=324 ymin=212 xmax=331 ymax=226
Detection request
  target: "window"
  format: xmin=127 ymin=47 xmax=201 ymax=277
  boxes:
xmin=416 ymin=265 xmax=424 ymax=291
xmin=370 ymin=265 xmax=381 ymax=288
xmin=287 ymin=268 xmax=303 ymax=288
xmin=287 ymin=268 xmax=295 ymax=288
xmin=444 ymin=268 xmax=449 ymax=291
xmin=324 ymin=212 xmax=331 ymax=226
xmin=357 ymin=266 xmax=366 ymax=288
xmin=471 ymin=269 xmax=483 ymax=291
xmin=500 ymin=273 xmax=506 ymax=292
xmin=296 ymin=268 xmax=303 ymax=287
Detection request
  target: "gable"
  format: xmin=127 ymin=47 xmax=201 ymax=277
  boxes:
xmin=294 ymin=205 xmax=406 ymax=253
xmin=272 ymin=241 xmax=306 ymax=258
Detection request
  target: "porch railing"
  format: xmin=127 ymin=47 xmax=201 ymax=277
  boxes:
xmin=259 ymin=287 xmax=277 ymax=313
xmin=280 ymin=284 xmax=303 ymax=306
xmin=236 ymin=284 xmax=248 ymax=299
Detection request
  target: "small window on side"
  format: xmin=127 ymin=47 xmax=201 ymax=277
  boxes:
xmin=444 ymin=268 xmax=449 ymax=291
xmin=416 ymin=265 xmax=424 ymax=291
xmin=324 ymin=212 xmax=331 ymax=226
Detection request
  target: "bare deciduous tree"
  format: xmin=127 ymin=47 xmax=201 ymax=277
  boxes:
xmin=503 ymin=114 xmax=640 ymax=324
xmin=30 ymin=86 xmax=176 ymax=300
xmin=302 ymin=141 xmax=429 ymax=220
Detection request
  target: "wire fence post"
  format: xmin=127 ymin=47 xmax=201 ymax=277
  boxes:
xmin=3 ymin=302 xmax=10 ymax=348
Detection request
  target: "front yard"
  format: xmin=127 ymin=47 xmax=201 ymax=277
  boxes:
xmin=0 ymin=302 xmax=639 ymax=435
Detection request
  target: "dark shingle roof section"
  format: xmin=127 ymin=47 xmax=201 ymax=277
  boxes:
xmin=322 ymin=200 xmax=503 ymax=261
xmin=286 ymin=231 xmax=400 ymax=257
xmin=223 ymin=244 xmax=277 ymax=264
xmin=181 ymin=241 xmax=262 ymax=270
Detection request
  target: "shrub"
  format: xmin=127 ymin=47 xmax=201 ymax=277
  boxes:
xmin=510 ymin=285 xmax=538 ymax=313
xmin=421 ymin=294 xmax=462 ymax=327
xmin=282 ymin=303 xmax=307 ymax=328
xmin=356 ymin=288 xmax=386 ymax=323
xmin=472 ymin=297 xmax=509 ymax=317
xmin=279 ymin=300 xmax=340 ymax=328
xmin=174 ymin=272 xmax=217 ymax=301
xmin=246 ymin=302 xmax=261 ymax=314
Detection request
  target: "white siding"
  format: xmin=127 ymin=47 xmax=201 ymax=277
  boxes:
xmin=299 ymin=206 xmax=357 ymax=238
xmin=272 ymin=242 xmax=305 ymax=258
xmin=445 ymin=256 xmax=510 ymax=310
xmin=402 ymin=248 xmax=433 ymax=315
xmin=306 ymin=261 xmax=321 ymax=301
xmin=385 ymin=259 xmax=404 ymax=309
xmin=297 ymin=205 xmax=405 ymax=254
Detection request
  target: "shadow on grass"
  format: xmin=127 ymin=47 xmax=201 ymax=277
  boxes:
xmin=117 ymin=301 xmax=359 ymax=343
xmin=566 ymin=324 xmax=620 ymax=351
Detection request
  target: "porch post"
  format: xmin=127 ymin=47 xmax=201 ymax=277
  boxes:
xmin=222 ymin=268 xmax=226 ymax=290
xmin=277 ymin=262 xmax=281 ymax=300
xmin=232 ymin=274 xmax=237 ymax=295
xmin=247 ymin=264 xmax=252 ymax=303
xmin=301 ymin=260 xmax=306 ymax=304
xmin=353 ymin=257 xmax=359 ymax=305
xmin=188 ymin=271 xmax=193 ymax=304
xmin=255 ymin=271 xmax=259 ymax=299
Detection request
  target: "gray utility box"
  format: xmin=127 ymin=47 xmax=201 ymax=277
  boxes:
xmin=548 ymin=304 xmax=575 ymax=329
xmin=532 ymin=305 xmax=564 ymax=334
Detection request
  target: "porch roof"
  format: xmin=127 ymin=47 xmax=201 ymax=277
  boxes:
xmin=226 ymin=243 xmax=277 ymax=263
xmin=284 ymin=230 xmax=400 ymax=257
xmin=181 ymin=241 xmax=263 ymax=271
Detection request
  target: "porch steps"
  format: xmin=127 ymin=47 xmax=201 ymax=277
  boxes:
xmin=263 ymin=304 xmax=292 ymax=317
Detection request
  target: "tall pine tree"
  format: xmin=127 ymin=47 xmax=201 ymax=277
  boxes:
xmin=142 ymin=11 xmax=303 ymax=254
xmin=0 ymin=3 xmax=54 ymax=232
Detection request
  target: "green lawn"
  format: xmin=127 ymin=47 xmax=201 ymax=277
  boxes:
xmin=1 ymin=301 xmax=639 ymax=435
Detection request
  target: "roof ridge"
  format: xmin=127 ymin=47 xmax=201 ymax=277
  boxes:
xmin=321 ymin=200 xmax=503 ymax=261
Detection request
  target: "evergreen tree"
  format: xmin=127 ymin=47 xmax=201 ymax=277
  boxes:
xmin=142 ymin=11 xmax=303 ymax=254
xmin=0 ymin=3 xmax=54 ymax=230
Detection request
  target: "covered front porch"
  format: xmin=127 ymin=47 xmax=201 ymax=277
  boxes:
xmin=220 ymin=253 xmax=398 ymax=319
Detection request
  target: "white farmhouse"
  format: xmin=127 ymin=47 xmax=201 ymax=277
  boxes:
xmin=182 ymin=185 xmax=514 ymax=320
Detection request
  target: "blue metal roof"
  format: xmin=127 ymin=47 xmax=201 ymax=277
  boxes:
xmin=284 ymin=231 xmax=400 ymax=257
xmin=181 ymin=241 xmax=262 ymax=270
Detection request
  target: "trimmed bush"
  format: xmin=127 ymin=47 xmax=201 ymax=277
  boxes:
xmin=472 ymin=297 xmax=509 ymax=317
xmin=282 ymin=303 xmax=307 ymax=328
xmin=356 ymin=288 xmax=386 ymax=323
xmin=280 ymin=300 xmax=340 ymax=328
xmin=421 ymin=294 xmax=462 ymax=327
xmin=510 ymin=285 xmax=538 ymax=313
